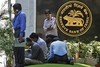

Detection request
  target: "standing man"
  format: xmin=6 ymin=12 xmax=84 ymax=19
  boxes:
xmin=12 ymin=3 xmax=26 ymax=67
xmin=43 ymin=9 xmax=58 ymax=45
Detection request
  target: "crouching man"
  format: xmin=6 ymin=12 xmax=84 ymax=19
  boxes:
xmin=47 ymin=37 xmax=70 ymax=64
xmin=25 ymin=38 xmax=45 ymax=65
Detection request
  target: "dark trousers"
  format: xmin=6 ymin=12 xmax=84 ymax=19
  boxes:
xmin=46 ymin=35 xmax=57 ymax=39
xmin=48 ymin=54 xmax=70 ymax=64
xmin=14 ymin=47 xmax=25 ymax=67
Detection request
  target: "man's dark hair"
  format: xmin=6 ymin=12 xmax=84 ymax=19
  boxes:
xmin=26 ymin=37 xmax=31 ymax=42
xmin=13 ymin=3 xmax=22 ymax=11
xmin=44 ymin=9 xmax=51 ymax=14
xmin=29 ymin=33 xmax=38 ymax=39
xmin=46 ymin=37 xmax=53 ymax=45
xmin=53 ymin=37 xmax=59 ymax=41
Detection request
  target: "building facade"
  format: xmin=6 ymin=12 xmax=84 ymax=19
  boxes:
xmin=16 ymin=0 xmax=100 ymax=41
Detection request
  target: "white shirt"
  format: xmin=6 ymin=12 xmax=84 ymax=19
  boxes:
xmin=43 ymin=17 xmax=58 ymax=36
xmin=37 ymin=37 xmax=48 ymax=59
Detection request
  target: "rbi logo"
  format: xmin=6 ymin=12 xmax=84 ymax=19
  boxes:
xmin=56 ymin=1 xmax=92 ymax=37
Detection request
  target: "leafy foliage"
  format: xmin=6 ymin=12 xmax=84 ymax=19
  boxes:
xmin=78 ymin=43 xmax=91 ymax=58
xmin=64 ymin=40 xmax=79 ymax=57
xmin=64 ymin=39 xmax=100 ymax=64
xmin=0 ymin=18 xmax=14 ymax=67
xmin=89 ymin=41 xmax=100 ymax=64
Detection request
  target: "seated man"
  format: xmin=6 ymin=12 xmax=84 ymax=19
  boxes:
xmin=47 ymin=37 xmax=70 ymax=64
xmin=25 ymin=38 xmax=45 ymax=65
xmin=29 ymin=33 xmax=48 ymax=59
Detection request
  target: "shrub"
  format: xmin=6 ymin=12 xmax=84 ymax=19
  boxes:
xmin=0 ymin=18 xmax=14 ymax=67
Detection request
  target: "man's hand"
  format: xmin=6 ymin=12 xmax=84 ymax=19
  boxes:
xmin=18 ymin=36 xmax=25 ymax=43
xmin=47 ymin=25 xmax=53 ymax=31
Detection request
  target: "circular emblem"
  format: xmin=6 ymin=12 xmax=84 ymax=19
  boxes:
xmin=56 ymin=1 xmax=92 ymax=37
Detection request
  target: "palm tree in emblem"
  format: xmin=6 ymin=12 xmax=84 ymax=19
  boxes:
xmin=68 ymin=10 xmax=84 ymax=18
xmin=63 ymin=10 xmax=84 ymax=26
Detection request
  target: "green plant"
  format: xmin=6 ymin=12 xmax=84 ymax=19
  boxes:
xmin=0 ymin=18 xmax=14 ymax=67
xmin=64 ymin=40 xmax=79 ymax=57
xmin=79 ymin=43 xmax=91 ymax=58
xmin=90 ymin=41 xmax=100 ymax=64
xmin=0 ymin=1 xmax=14 ymax=66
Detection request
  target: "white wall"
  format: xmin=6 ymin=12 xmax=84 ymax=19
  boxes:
xmin=16 ymin=0 xmax=36 ymax=37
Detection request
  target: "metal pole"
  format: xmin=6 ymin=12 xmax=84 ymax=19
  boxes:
xmin=33 ymin=0 xmax=36 ymax=32
xmin=8 ymin=0 xmax=11 ymax=21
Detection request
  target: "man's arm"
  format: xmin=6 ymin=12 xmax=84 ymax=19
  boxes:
xmin=65 ymin=42 xmax=68 ymax=54
xmin=19 ymin=13 xmax=26 ymax=37
xmin=48 ymin=44 xmax=53 ymax=60
xmin=31 ymin=45 xmax=40 ymax=59
xmin=43 ymin=20 xmax=48 ymax=32
xmin=47 ymin=18 xmax=56 ymax=31
xmin=18 ymin=13 xmax=26 ymax=42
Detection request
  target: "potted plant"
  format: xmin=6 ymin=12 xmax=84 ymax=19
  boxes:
xmin=91 ymin=41 xmax=100 ymax=67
